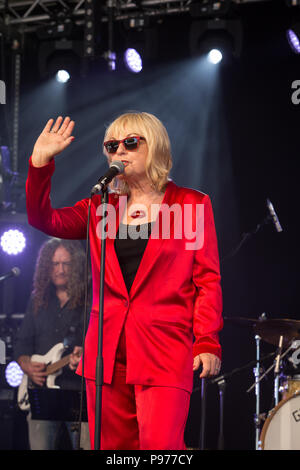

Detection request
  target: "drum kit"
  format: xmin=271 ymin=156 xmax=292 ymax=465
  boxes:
xmin=226 ymin=315 xmax=300 ymax=450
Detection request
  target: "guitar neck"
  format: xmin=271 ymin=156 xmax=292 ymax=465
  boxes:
xmin=46 ymin=354 xmax=71 ymax=376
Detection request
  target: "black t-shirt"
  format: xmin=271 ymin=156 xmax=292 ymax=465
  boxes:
xmin=114 ymin=222 xmax=153 ymax=293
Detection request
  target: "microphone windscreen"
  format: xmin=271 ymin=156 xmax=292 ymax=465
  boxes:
xmin=110 ymin=161 xmax=125 ymax=174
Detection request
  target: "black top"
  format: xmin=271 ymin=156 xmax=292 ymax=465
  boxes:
xmin=14 ymin=287 xmax=86 ymax=389
xmin=114 ymin=222 xmax=153 ymax=293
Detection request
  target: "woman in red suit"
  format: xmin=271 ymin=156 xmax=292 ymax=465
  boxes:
xmin=26 ymin=112 xmax=223 ymax=450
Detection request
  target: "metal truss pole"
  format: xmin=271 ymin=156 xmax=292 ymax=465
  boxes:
xmin=11 ymin=40 xmax=21 ymax=174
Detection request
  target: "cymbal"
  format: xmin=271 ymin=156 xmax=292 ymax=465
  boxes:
xmin=225 ymin=317 xmax=300 ymax=347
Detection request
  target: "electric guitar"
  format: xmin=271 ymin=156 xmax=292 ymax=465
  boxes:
xmin=17 ymin=343 xmax=71 ymax=411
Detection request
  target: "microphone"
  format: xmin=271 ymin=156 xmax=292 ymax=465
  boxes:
xmin=91 ymin=161 xmax=125 ymax=195
xmin=0 ymin=267 xmax=21 ymax=283
xmin=266 ymin=198 xmax=283 ymax=232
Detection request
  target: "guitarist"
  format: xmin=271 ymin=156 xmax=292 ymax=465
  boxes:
xmin=14 ymin=238 xmax=90 ymax=450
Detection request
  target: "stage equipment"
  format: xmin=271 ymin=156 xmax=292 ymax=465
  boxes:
xmin=209 ymin=339 xmax=275 ymax=450
xmin=266 ymin=199 xmax=283 ymax=233
xmin=0 ymin=388 xmax=15 ymax=450
xmin=17 ymin=342 xmax=72 ymax=411
xmin=287 ymin=23 xmax=300 ymax=54
xmin=225 ymin=315 xmax=300 ymax=449
xmin=0 ymin=267 xmax=21 ymax=282
xmin=93 ymin=187 xmax=107 ymax=451
xmin=83 ymin=0 xmax=101 ymax=58
xmin=199 ymin=378 xmax=207 ymax=450
xmin=0 ymin=30 xmax=22 ymax=182
xmin=38 ymin=39 xmax=84 ymax=79
xmin=104 ymin=0 xmax=116 ymax=71
xmin=280 ymin=374 xmax=300 ymax=399
xmin=260 ymin=391 xmax=300 ymax=450
xmin=0 ymin=313 xmax=24 ymax=366
xmin=11 ymin=37 xmax=22 ymax=175
xmin=0 ymin=230 xmax=26 ymax=255
xmin=122 ymin=15 xmax=158 ymax=72
xmin=189 ymin=0 xmax=232 ymax=18
xmin=0 ymin=1 xmax=282 ymax=34
xmin=5 ymin=361 xmax=23 ymax=388
xmin=124 ymin=48 xmax=143 ymax=73
xmin=221 ymin=198 xmax=283 ymax=263
xmin=0 ymin=146 xmax=24 ymax=213
xmin=91 ymin=161 xmax=124 ymax=195
xmin=226 ymin=317 xmax=300 ymax=348
xmin=56 ymin=70 xmax=70 ymax=83
xmin=207 ymin=48 xmax=222 ymax=64
xmin=253 ymin=334 xmax=262 ymax=449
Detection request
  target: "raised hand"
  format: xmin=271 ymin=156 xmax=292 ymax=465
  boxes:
xmin=32 ymin=116 xmax=75 ymax=167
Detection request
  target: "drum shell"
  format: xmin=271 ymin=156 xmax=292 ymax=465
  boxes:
xmin=281 ymin=375 xmax=300 ymax=400
xmin=260 ymin=391 xmax=300 ymax=450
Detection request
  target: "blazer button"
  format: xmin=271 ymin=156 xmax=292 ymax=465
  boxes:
xmin=123 ymin=300 xmax=129 ymax=307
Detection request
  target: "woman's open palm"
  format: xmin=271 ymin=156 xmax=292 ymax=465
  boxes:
xmin=32 ymin=116 xmax=75 ymax=166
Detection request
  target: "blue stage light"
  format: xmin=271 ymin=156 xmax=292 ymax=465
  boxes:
xmin=124 ymin=48 xmax=143 ymax=73
xmin=5 ymin=361 xmax=24 ymax=387
xmin=287 ymin=29 xmax=300 ymax=54
xmin=0 ymin=229 xmax=26 ymax=255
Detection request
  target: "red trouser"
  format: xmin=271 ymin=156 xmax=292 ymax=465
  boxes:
xmin=85 ymin=329 xmax=191 ymax=450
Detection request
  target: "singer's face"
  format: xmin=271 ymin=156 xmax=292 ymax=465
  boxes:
xmin=50 ymin=246 xmax=71 ymax=289
xmin=108 ymin=127 xmax=148 ymax=183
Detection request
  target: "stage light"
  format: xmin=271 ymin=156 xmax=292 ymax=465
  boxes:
xmin=56 ymin=70 xmax=70 ymax=83
xmin=103 ymin=50 xmax=116 ymax=71
xmin=208 ymin=48 xmax=223 ymax=64
xmin=5 ymin=361 xmax=24 ymax=387
xmin=0 ymin=229 xmax=26 ymax=255
xmin=38 ymin=40 xmax=84 ymax=80
xmin=189 ymin=19 xmax=242 ymax=63
xmin=287 ymin=27 xmax=300 ymax=54
xmin=124 ymin=48 xmax=143 ymax=73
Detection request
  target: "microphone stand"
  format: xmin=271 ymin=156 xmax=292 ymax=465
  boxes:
xmin=221 ymin=208 xmax=280 ymax=263
xmin=274 ymin=335 xmax=283 ymax=406
xmin=246 ymin=341 xmax=296 ymax=395
xmin=94 ymin=187 xmax=109 ymax=451
xmin=253 ymin=335 xmax=261 ymax=450
xmin=199 ymin=378 xmax=207 ymax=450
xmin=208 ymin=350 xmax=276 ymax=449
xmin=216 ymin=378 xmax=226 ymax=450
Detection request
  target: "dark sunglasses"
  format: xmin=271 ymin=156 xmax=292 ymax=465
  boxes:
xmin=104 ymin=136 xmax=145 ymax=154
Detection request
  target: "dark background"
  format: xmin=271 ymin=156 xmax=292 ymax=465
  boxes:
xmin=0 ymin=0 xmax=299 ymax=450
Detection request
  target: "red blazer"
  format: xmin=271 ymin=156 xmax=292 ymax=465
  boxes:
xmin=26 ymin=157 xmax=223 ymax=393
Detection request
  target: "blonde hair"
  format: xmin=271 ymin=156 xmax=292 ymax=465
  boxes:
xmin=103 ymin=112 xmax=172 ymax=195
